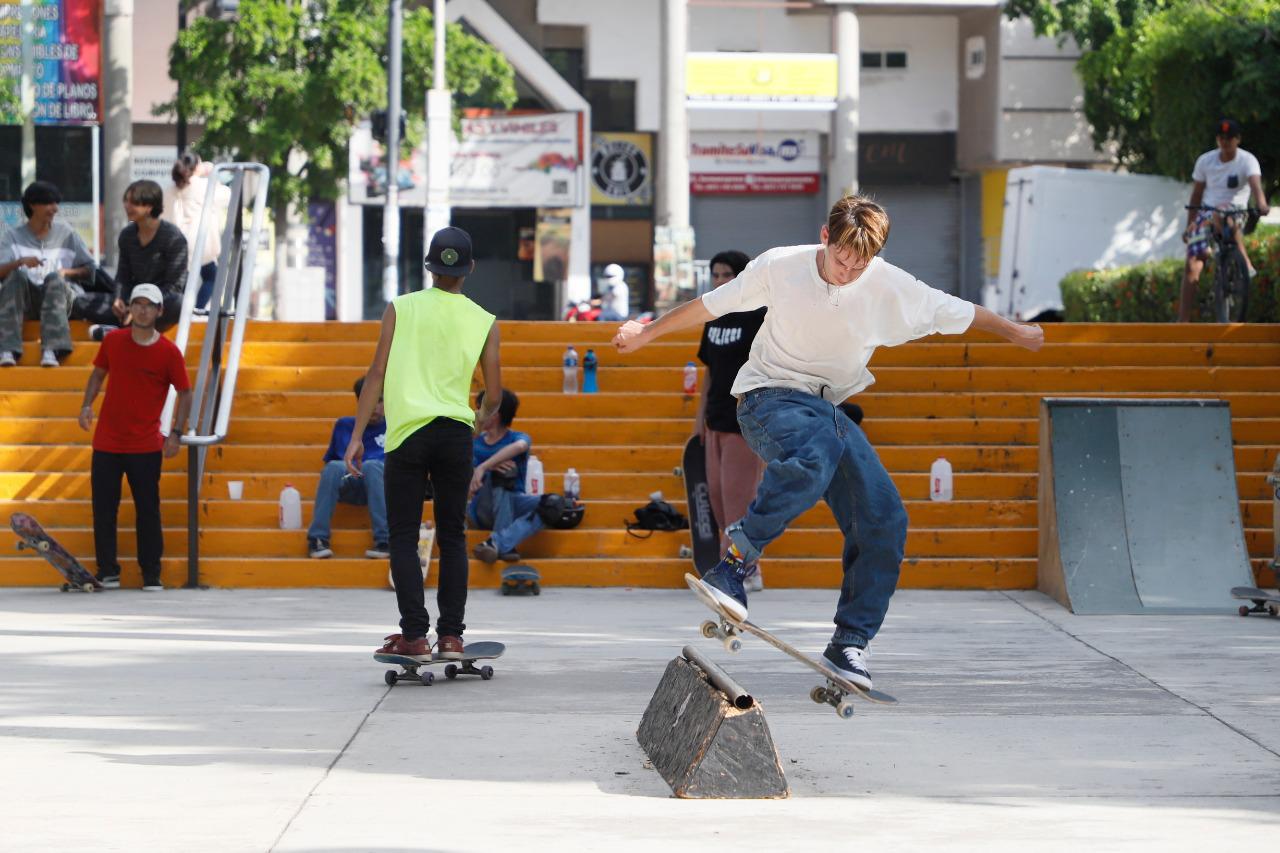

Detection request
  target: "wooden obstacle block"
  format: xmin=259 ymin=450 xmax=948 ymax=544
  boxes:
xmin=636 ymin=655 xmax=788 ymax=799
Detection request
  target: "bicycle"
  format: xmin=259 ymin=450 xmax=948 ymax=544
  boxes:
xmin=1185 ymin=204 xmax=1260 ymax=322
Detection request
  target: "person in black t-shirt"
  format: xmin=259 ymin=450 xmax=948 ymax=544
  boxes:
xmin=694 ymin=250 xmax=769 ymax=591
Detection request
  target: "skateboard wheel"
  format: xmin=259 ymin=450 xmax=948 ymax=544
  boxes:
xmin=810 ymin=686 xmax=827 ymax=704
xmin=678 ymin=545 xmax=692 ymax=559
xmin=60 ymin=584 xmax=70 ymax=593
xmin=36 ymin=540 xmax=50 ymax=553
xmin=836 ymin=701 xmax=856 ymax=720
xmin=81 ymin=582 xmax=94 ymax=593
xmin=419 ymin=671 xmax=434 ymax=687
xmin=700 ymin=620 xmax=718 ymax=639
xmin=480 ymin=665 xmax=494 ymax=680
xmin=723 ymin=636 xmax=742 ymax=654
xmin=1239 ymin=605 xmax=1251 ymax=617
xmin=1268 ymin=604 xmax=1279 ymax=617
xmin=673 ymin=466 xmax=683 ymax=477
xmin=384 ymin=670 xmax=397 ymax=687
xmin=444 ymin=664 xmax=459 ymax=680
xmin=532 ymin=582 xmax=541 ymax=596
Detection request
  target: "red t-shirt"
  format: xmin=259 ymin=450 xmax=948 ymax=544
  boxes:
xmin=92 ymin=330 xmax=191 ymax=454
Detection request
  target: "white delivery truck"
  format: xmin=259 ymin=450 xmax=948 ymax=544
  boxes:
xmin=987 ymin=166 xmax=1191 ymax=320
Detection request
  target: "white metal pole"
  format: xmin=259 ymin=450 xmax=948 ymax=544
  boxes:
xmin=104 ymin=0 xmax=134 ymax=270
xmin=657 ymin=0 xmax=689 ymax=230
xmin=382 ymin=0 xmax=403 ymax=303
xmin=423 ymin=0 xmax=452 ymax=285
xmin=830 ymin=4 xmax=860 ymax=206
xmin=19 ymin=0 xmax=35 ymax=188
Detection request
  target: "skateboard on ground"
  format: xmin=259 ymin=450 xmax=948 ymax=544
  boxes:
xmin=500 ymin=564 xmax=541 ymax=596
xmin=375 ymin=640 xmax=505 ymax=687
xmin=9 ymin=512 xmax=104 ymax=593
xmin=685 ymin=573 xmax=897 ymax=719
xmin=1231 ymin=586 xmax=1280 ymax=618
xmin=676 ymin=435 xmax=721 ymax=576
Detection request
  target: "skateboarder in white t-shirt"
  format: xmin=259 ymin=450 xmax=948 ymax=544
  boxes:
xmin=613 ymin=195 xmax=1044 ymax=690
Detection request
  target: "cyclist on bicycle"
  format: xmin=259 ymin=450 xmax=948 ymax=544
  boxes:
xmin=1178 ymin=118 xmax=1270 ymax=322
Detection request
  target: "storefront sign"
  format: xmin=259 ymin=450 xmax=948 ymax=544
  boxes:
xmin=534 ymin=207 xmax=572 ymax=283
xmin=859 ymin=133 xmax=956 ymax=184
xmin=0 ymin=0 xmax=103 ymax=124
xmin=686 ymin=52 xmax=836 ymax=110
xmin=131 ymin=144 xmax=177 ymax=184
xmin=349 ymin=111 xmax=583 ymax=208
xmin=590 ymin=132 xmax=652 ymax=207
xmin=690 ymin=131 xmax=820 ymax=195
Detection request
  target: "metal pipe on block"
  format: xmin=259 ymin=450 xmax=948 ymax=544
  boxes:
xmin=682 ymin=645 xmax=753 ymax=710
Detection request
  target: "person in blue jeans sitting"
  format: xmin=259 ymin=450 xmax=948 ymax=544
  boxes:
xmin=468 ymin=389 xmax=543 ymax=564
xmin=614 ymin=195 xmax=1044 ymax=691
xmin=308 ymin=377 xmax=388 ymax=559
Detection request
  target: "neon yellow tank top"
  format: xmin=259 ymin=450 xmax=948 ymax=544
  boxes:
xmin=383 ymin=288 xmax=495 ymax=452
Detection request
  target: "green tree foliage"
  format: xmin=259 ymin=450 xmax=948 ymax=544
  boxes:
xmin=159 ymin=0 xmax=517 ymax=218
xmin=1005 ymin=0 xmax=1279 ymax=197
xmin=0 ymin=76 xmax=20 ymax=125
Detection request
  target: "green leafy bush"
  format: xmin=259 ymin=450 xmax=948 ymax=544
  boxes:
xmin=1061 ymin=225 xmax=1280 ymax=322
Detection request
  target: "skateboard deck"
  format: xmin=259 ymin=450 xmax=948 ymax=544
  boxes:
xmin=10 ymin=512 xmax=103 ymax=592
xmin=680 ymin=435 xmax=721 ymax=576
xmin=500 ymin=565 xmax=541 ymax=596
xmin=1231 ymin=586 xmax=1280 ymax=617
xmin=375 ymin=640 xmax=505 ymax=686
xmin=685 ymin=573 xmax=897 ymax=718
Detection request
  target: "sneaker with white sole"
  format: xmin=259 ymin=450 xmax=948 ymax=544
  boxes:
xmin=308 ymin=537 xmax=333 ymax=559
xmin=698 ymin=547 xmax=750 ymax=621
xmin=95 ymin=571 xmax=121 ymax=589
xmin=822 ymin=642 xmax=872 ymax=690
xmin=40 ymin=348 xmax=58 ymax=367
xmin=365 ymin=542 xmax=390 ymax=559
xmin=744 ymin=564 xmax=764 ymax=593
xmin=141 ymin=574 xmax=164 ymax=591
xmin=0 ymin=351 xmax=15 ymax=367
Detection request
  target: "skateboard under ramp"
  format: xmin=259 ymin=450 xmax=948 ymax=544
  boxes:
xmin=1038 ymin=399 xmax=1254 ymax=614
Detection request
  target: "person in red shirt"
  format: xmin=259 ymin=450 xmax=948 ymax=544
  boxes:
xmin=77 ymin=284 xmax=192 ymax=590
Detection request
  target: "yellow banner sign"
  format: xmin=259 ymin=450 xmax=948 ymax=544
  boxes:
xmin=686 ymin=53 xmax=837 ymax=104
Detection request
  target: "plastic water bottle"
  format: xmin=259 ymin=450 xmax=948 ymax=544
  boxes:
xmin=525 ymin=454 xmax=545 ymax=496
xmin=278 ymin=484 xmax=302 ymax=529
xmin=564 ymin=468 xmax=580 ymax=502
xmin=562 ymin=346 xmax=579 ymax=394
xmin=930 ymin=457 xmax=953 ymax=502
xmin=682 ymin=361 xmax=698 ymax=396
xmin=582 ymin=349 xmax=598 ymax=393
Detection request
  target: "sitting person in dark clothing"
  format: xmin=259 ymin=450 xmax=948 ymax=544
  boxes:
xmin=89 ymin=180 xmax=189 ymax=340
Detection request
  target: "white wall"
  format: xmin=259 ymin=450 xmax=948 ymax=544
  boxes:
xmin=133 ymin=0 xmax=178 ymax=122
xmin=859 ymin=16 xmax=958 ymax=132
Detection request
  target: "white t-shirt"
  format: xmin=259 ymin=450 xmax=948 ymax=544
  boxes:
xmin=700 ymin=245 xmax=975 ymax=403
xmin=604 ymin=278 xmax=629 ymax=317
xmin=1192 ymin=148 xmax=1261 ymax=208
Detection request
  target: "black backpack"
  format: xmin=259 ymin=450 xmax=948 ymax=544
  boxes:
xmin=625 ymin=498 xmax=688 ymax=539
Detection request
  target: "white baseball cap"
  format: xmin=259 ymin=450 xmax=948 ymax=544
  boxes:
xmin=603 ymin=263 xmax=625 ymax=280
xmin=129 ymin=283 xmax=164 ymax=306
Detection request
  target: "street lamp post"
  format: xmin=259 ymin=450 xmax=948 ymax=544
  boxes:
xmin=423 ymin=0 xmax=451 ymax=284
xmin=382 ymin=0 xmax=404 ymax=303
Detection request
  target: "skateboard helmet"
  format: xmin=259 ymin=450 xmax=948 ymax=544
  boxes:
xmin=537 ymin=493 xmax=585 ymax=529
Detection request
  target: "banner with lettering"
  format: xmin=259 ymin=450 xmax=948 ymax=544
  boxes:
xmin=0 ymin=0 xmax=102 ymax=125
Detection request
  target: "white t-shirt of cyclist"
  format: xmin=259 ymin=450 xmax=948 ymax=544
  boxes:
xmin=1193 ymin=148 xmax=1261 ymax=209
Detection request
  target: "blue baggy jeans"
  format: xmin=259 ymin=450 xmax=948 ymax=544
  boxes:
xmin=731 ymin=387 xmax=908 ymax=648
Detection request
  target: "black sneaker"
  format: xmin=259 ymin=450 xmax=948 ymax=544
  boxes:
xmin=141 ymin=574 xmax=164 ymax=592
xmin=88 ymin=324 xmax=118 ymax=342
xmin=822 ymin=642 xmax=872 ymax=691
xmin=499 ymin=549 xmax=521 ymax=563
xmin=699 ymin=548 xmax=750 ymax=621
xmin=365 ymin=542 xmax=390 ymax=559
xmin=96 ymin=571 xmax=121 ymax=589
xmin=309 ymin=537 xmax=333 ymax=559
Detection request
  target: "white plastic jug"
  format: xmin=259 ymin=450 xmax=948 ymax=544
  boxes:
xmin=564 ymin=467 xmax=580 ymax=502
xmin=562 ymin=346 xmax=579 ymax=394
xmin=278 ymin=484 xmax=303 ymax=529
xmin=525 ymin=454 xmax=545 ymax=496
xmin=930 ymin=457 xmax=953 ymax=502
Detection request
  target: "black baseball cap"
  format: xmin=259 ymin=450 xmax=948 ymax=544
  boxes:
xmin=1216 ymin=118 xmax=1241 ymax=138
xmin=424 ymin=226 xmax=475 ymax=276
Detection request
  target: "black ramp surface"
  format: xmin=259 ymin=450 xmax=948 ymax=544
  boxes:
xmin=1041 ymin=399 xmax=1254 ymax=614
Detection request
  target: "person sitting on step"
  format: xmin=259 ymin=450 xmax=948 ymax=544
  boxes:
xmin=468 ymin=389 xmax=543 ymax=564
xmin=307 ymin=377 xmax=388 ymax=559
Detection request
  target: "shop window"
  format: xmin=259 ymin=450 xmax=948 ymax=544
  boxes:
xmin=861 ymin=51 xmax=908 ymax=72
xmin=886 ymin=51 xmax=908 ymax=69
xmin=860 ymin=52 xmax=882 ymax=69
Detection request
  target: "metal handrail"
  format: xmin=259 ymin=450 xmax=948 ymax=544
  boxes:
xmin=160 ymin=163 xmax=270 ymax=587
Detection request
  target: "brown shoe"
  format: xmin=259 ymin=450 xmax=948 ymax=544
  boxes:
xmin=472 ymin=540 xmax=499 ymax=564
xmin=377 ymin=633 xmax=432 ymax=658
xmin=436 ymin=635 xmax=464 ymax=660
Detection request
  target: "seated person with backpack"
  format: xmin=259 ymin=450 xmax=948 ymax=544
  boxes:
xmin=469 ymin=389 xmax=543 ymax=564
xmin=307 ymin=377 xmax=388 ymax=559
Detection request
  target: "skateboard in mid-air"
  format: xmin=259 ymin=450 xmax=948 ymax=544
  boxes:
xmin=685 ymin=573 xmax=896 ymax=719
xmin=375 ymin=640 xmax=505 ymax=687
xmin=676 ymin=435 xmax=721 ymax=576
xmin=10 ymin=512 xmax=104 ymax=593
xmin=1231 ymin=586 xmax=1280 ymax=618
xmin=500 ymin=564 xmax=541 ymax=596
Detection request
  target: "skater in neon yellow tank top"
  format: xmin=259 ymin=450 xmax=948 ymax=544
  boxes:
xmin=344 ymin=227 xmax=502 ymax=661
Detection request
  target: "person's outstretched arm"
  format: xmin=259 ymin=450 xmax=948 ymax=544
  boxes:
xmin=474 ymin=322 xmax=502 ymax=428
xmin=346 ymin=304 xmax=396 ymax=475
xmin=970 ymin=305 xmax=1044 ymax=351
xmin=613 ymin=298 xmax=714 ymax=354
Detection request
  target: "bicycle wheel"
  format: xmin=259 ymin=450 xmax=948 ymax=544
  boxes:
xmin=1213 ymin=245 xmax=1250 ymax=323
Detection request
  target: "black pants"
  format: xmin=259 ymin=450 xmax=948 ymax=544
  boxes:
xmin=91 ymin=450 xmax=164 ymax=579
xmin=385 ymin=418 xmax=473 ymax=640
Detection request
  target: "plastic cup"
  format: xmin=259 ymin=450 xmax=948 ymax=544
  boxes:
xmin=227 ymin=481 xmax=244 ymax=500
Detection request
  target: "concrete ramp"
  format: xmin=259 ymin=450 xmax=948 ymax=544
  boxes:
xmin=1038 ymin=399 xmax=1254 ymax=614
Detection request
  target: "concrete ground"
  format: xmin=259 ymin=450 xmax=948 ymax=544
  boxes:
xmin=1 ymin=586 xmax=1277 ymax=852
